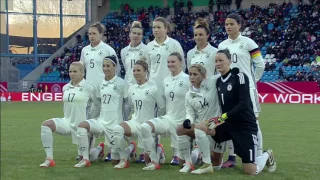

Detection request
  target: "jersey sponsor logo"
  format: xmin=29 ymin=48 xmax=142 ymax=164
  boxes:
xmin=227 ymin=84 xmax=232 ymax=91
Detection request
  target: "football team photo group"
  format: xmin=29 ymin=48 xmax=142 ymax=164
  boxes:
xmin=38 ymin=13 xmax=276 ymax=176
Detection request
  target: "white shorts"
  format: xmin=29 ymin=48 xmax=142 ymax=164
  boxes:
xmin=250 ymin=88 xmax=261 ymax=117
xmin=149 ymin=116 xmax=179 ymax=149
xmin=124 ymin=120 xmax=143 ymax=149
xmin=86 ymin=119 xmax=114 ymax=147
xmin=52 ymin=118 xmax=78 ymax=145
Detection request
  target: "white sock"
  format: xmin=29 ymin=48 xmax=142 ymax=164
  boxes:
xmin=178 ymin=135 xmax=192 ymax=164
xmin=173 ymin=148 xmax=178 ymax=157
xmin=77 ymin=127 xmax=89 ymax=160
xmin=191 ymin=148 xmax=199 ymax=164
xmin=228 ymin=140 xmax=236 ymax=156
xmin=141 ymin=123 xmax=158 ymax=163
xmin=255 ymin=152 xmax=269 ymax=174
xmin=195 ymin=129 xmax=211 ymax=164
xmin=41 ymin=126 xmax=53 ymax=159
xmin=89 ymin=146 xmax=102 ymax=161
xmin=125 ymin=144 xmax=135 ymax=158
xmin=256 ymin=121 xmax=263 ymax=156
xmin=113 ymin=125 xmax=128 ymax=160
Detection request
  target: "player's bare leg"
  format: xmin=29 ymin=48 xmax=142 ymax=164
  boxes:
xmin=40 ymin=120 xmax=56 ymax=167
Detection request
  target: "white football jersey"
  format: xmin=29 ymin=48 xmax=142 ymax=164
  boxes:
xmin=80 ymin=41 xmax=119 ymax=89
xmin=163 ymin=71 xmax=190 ymax=124
xmin=146 ymin=36 xmax=185 ymax=87
xmin=62 ymin=79 xmax=97 ymax=130
xmin=128 ymin=81 xmax=165 ymax=124
xmin=185 ymin=75 xmax=221 ymax=124
xmin=187 ymin=43 xmax=218 ymax=78
xmin=218 ymin=34 xmax=265 ymax=89
xmin=121 ymin=42 xmax=147 ymax=85
xmin=97 ymin=76 xmax=129 ymax=128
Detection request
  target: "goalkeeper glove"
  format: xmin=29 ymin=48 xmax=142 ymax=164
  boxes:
xmin=183 ymin=119 xmax=192 ymax=129
xmin=206 ymin=113 xmax=227 ymax=129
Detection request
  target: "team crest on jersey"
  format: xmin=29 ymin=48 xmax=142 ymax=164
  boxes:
xmin=126 ymin=53 xmax=129 ymax=57
xmin=204 ymin=85 xmax=209 ymax=91
xmin=165 ymin=46 xmax=169 ymax=51
xmin=113 ymin=85 xmax=117 ymax=90
xmin=139 ymin=51 xmax=143 ymax=56
xmin=145 ymin=90 xmax=150 ymax=95
xmin=205 ymin=53 xmax=210 ymax=58
xmin=79 ymin=87 xmax=83 ymax=92
xmin=227 ymin=83 xmax=232 ymax=91
xmin=85 ymin=53 xmax=89 ymax=56
xmin=165 ymin=84 xmax=169 ymax=87
xmin=239 ymin=43 xmax=245 ymax=50
xmin=99 ymin=51 xmax=103 ymax=56
xmin=179 ymin=81 xmax=184 ymax=87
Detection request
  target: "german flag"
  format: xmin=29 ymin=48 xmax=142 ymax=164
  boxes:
xmin=249 ymin=48 xmax=261 ymax=59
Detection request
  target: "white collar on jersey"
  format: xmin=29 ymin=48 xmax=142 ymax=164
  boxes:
xmin=153 ymin=36 xmax=170 ymax=46
xmin=90 ymin=40 xmax=104 ymax=51
xmin=188 ymin=78 xmax=209 ymax=95
xmin=105 ymin=75 xmax=117 ymax=84
xmin=68 ymin=79 xmax=86 ymax=88
xmin=227 ymin=33 xmax=242 ymax=43
xmin=136 ymin=81 xmax=149 ymax=88
xmin=171 ymin=71 xmax=184 ymax=80
xmin=129 ymin=42 xmax=143 ymax=51
xmin=195 ymin=43 xmax=211 ymax=53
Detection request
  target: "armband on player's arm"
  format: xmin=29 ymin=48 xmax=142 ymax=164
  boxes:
xmin=249 ymin=48 xmax=265 ymax=82
xmin=206 ymin=113 xmax=227 ymax=129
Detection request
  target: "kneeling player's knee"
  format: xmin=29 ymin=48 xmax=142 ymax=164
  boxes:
xmin=113 ymin=124 xmax=124 ymax=136
xmin=243 ymin=164 xmax=257 ymax=175
xmin=176 ymin=124 xmax=185 ymax=136
xmin=42 ymin=120 xmax=55 ymax=131
xmin=78 ymin=121 xmax=90 ymax=131
xmin=141 ymin=123 xmax=152 ymax=138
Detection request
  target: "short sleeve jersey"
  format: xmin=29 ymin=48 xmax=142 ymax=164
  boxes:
xmin=62 ymin=79 xmax=94 ymax=129
xmin=146 ymin=36 xmax=185 ymax=87
xmin=163 ymin=71 xmax=190 ymax=124
xmin=80 ymin=41 xmax=118 ymax=89
xmin=185 ymin=75 xmax=221 ymax=124
xmin=121 ymin=42 xmax=147 ymax=85
xmin=129 ymin=81 xmax=165 ymax=124
xmin=187 ymin=43 xmax=218 ymax=78
xmin=97 ymin=76 xmax=129 ymax=128
xmin=218 ymin=34 xmax=262 ymax=88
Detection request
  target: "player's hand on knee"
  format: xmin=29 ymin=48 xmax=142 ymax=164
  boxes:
xmin=183 ymin=119 xmax=192 ymax=129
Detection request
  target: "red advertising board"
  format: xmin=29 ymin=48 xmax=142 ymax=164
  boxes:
xmin=38 ymin=82 xmax=320 ymax=93
xmin=1 ymin=92 xmax=320 ymax=104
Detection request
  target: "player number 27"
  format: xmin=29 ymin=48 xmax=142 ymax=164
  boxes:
xmin=102 ymin=94 xmax=111 ymax=104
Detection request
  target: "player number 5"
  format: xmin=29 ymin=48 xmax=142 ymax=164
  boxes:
xmin=90 ymin=59 xmax=94 ymax=68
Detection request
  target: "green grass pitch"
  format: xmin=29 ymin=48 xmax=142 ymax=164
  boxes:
xmin=1 ymin=102 xmax=320 ymax=180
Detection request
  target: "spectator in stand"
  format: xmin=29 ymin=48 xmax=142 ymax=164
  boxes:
xmin=37 ymin=84 xmax=44 ymax=92
xmin=236 ymin=0 xmax=242 ymax=10
xmin=187 ymin=0 xmax=193 ymax=12
xmin=29 ymin=84 xmax=36 ymax=92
